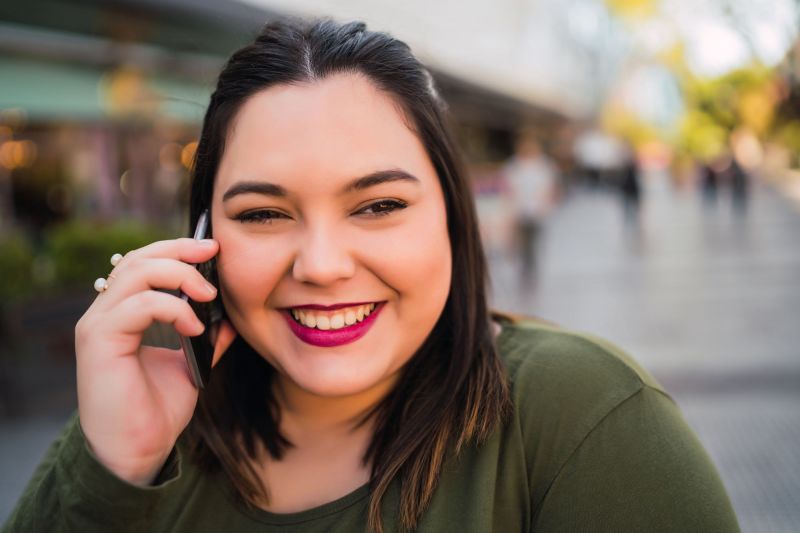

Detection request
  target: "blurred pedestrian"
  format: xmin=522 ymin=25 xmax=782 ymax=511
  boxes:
xmin=729 ymin=158 xmax=749 ymax=216
xmin=701 ymin=163 xmax=719 ymax=207
xmin=620 ymin=151 xmax=641 ymax=230
xmin=502 ymin=132 xmax=558 ymax=286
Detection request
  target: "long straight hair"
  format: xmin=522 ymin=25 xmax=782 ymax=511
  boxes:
xmin=185 ymin=18 xmax=512 ymax=533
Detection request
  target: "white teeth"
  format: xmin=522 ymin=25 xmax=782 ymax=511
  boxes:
xmin=330 ymin=314 xmax=345 ymax=329
xmin=291 ymin=303 xmax=379 ymax=330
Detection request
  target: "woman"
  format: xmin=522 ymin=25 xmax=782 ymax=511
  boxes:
xmin=4 ymin=18 xmax=739 ymax=533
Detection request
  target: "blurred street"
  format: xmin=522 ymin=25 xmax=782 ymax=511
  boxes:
xmin=2 ymin=173 xmax=798 ymax=531
xmin=487 ymin=172 xmax=800 ymax=533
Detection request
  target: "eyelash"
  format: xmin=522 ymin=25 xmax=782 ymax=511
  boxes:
xmin=234 ymin=199 xmax=408 ymax=224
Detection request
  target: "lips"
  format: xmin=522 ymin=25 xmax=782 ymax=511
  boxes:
xmin=282 ymin=302 xmax=385 ymax=347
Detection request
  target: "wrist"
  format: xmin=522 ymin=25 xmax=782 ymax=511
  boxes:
xmin=86 ymin=440 xmax=172 ymax=487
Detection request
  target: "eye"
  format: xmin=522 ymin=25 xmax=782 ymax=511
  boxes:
xmin=234 ymin=209 xmax=290 ymax=224
xmin=355 ymin=199 xmax=408 ymax=217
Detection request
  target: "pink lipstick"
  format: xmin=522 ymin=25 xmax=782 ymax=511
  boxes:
xmin=283 ymin=303 xmax=384 ymax=347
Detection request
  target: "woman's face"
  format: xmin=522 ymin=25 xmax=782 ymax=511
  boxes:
xmin=211 ymin=73 xmax=452 ymax=398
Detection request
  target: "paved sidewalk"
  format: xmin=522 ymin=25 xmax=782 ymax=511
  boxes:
xmin=487 ymin=172 xmax=800 ymax=533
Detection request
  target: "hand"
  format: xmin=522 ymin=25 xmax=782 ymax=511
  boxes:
xmin=75 ymin=238 xmax=237 ymax=486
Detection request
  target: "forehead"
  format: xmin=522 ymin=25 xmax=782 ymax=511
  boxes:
xmin=215 ymin=73 xmax=434 ymax=192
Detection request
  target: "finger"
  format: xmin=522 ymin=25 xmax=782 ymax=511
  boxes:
xmin=98 ymin=258 xmax=217 ymax=309
xmin=114 ymin=238 xmax=219 ymax=269
xmin=110 ymin=290 xmax=205 ymax=339
xmin=211 ymin=319 xmax=237 ymax=368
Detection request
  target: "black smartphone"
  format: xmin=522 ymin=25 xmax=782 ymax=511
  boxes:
xmin=178 ymin=209 xmax=216 ymax=389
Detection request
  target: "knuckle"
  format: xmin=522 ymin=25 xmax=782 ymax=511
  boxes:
xmin=74 ymin=318 xmax=86 ymax=340
xmin=75 ymin=316 xmax=95 ymax=344
xmin=117 ymin=251 xmax=141 ymax=271
xmin=178 ymin=297 xmax=195 ymax=315
xmin=126 ymin=253 xmax=146 ymax=269
xmin=135 ymin=290 xmax=161 ymax=308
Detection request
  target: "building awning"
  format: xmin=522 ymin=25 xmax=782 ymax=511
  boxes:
xmin=0 ymin=56 xmax=211 ymax=123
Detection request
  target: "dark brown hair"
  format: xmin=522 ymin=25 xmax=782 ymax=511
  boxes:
xmin=185 ymin=17 xmax=511 ymax=532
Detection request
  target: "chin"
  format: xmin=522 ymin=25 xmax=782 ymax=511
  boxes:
xmin=288 ymin=364 xmax=395 ymax=398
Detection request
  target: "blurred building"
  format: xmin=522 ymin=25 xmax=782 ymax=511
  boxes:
xmin=0 ymin=0 xmax=570 ymax=236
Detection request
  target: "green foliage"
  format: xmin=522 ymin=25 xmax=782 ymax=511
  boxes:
xmin=46 ymin=220 xmax=171 ymax=286
xmin=674 ymin=64 xmax=779 ymax=159
xmin=0 ymin=232 xmax=35 ymax=301
xmin=683 ymin=67 xmax=763 ymax=126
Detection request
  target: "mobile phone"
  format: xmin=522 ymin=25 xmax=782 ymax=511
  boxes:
xmin=178 ymin=209 xmax=215 ymax=389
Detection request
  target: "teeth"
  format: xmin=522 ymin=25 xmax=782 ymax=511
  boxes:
xmin=330 ymin=314 xmax=345 ymax=329
xmin=316 ymin=315 xmax=330 ymax=330
xmin=292 ymin=303 xmax=378 ymax=330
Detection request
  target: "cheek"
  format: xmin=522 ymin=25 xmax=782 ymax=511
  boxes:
xmin=215 ymin=232 xmax=291 ymax=309
xmin=364 ymin=204 xmax=452 ymax=306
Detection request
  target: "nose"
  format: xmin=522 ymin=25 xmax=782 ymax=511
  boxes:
xmin=291 ymin=224 xmax=356 ymax=286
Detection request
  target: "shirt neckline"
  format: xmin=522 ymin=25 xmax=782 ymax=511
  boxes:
xmin=218 ymin=469 xmax=371 ymax=525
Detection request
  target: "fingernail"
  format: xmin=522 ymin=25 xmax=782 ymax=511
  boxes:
xmin=205 ymin=281 xmax=217 ymax=294
xmin=198 ymin=239 xmax=216 ymax=247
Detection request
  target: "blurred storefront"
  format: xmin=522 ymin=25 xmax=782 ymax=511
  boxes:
xmin=0 ymin=0 xmax=266 ymax=234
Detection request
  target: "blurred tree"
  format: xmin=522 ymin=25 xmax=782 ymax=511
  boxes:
xmin=46 ymin=220 xmax=170 ymax=288
xmin=605 ymin=0 xmax=658 ymax=20
xmin=599 ymin=0 xmax=796 ymax=169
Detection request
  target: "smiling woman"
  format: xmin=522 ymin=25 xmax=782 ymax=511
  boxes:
xmin=3 ymin=17 xmax=740 ymax=533
xmin=210 ymin=73 xmax=452 ymax=403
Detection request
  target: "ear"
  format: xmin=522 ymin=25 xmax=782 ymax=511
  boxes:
xmin=210 ymin=319 xmax=237 ymax=367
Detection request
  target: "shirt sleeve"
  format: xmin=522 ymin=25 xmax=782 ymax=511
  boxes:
xmin=531 ymin=386 xmax=741 ymax=533
xmin=2 ymin=411 xmax=182 ymax=533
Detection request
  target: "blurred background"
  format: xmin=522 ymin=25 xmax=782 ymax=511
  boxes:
xmin=0 ymin=0 xmax=798 ymax=530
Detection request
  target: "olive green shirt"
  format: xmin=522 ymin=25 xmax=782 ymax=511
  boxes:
xmin=3 ymin=318 xmax=740 ymax=532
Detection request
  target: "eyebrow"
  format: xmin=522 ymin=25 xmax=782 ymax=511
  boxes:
xmin=221 ymin=169 xmax=420 ymax=202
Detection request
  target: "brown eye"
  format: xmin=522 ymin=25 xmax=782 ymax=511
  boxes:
xmin=356 ymin=199 xmax=408 ymax=217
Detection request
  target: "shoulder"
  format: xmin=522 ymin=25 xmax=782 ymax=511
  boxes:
xmin=495 ymin=312 xmax=664 ymax=403
xmin=491 ymin=312 xmax=675 ymax=476
xmin=490 ymin=314 xmax=740 ymax=530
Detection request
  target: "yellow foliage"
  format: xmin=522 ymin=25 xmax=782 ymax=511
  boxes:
xmin=738 ymin=89 xmax=775 ymax=135
xmin=605 ymin=0 xmax=657 ymax=19
xmin=601 ymin=107 xmax=660 ymax=147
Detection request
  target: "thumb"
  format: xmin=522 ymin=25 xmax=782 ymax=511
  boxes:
xmin=210 ymin=319 xmax=237 ymax=367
